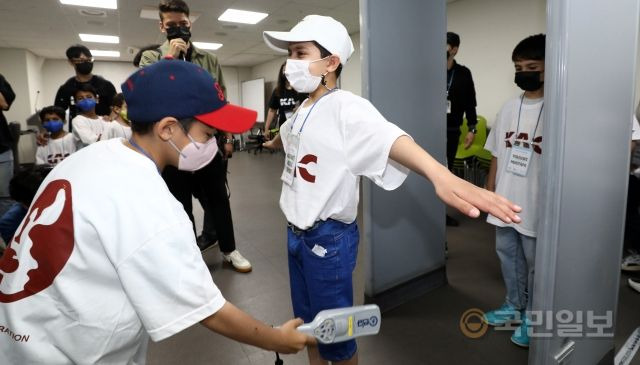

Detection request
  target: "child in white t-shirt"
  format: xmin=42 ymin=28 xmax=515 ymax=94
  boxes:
xmin=71 ymin=84 xmax=110 ymax=147
xmin=483 ymin=34 xmax=546 ymax=349
xmin=106 ymin=93 xmax=132 ymax=139
xmin=35 ymin=105 xmax=78 ymax=165
xmin=263 ymin=15 xmax=522 ymax=364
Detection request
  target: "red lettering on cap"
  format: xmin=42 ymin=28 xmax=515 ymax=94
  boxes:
xmin=139 ymin=70 xmax=145 ymax=76
xmin=126 ymin=79 xmax=134 ymax=91
xmin=169 ymin=74 xmax=175 ymax=80
xmin=214 ymin=82 xmax=224 ymax=101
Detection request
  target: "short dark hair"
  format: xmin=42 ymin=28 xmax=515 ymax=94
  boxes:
xmin=133 ymin=44 xmax=161 ymax=67
xmin=112 ymin=93 xmax=124 ymax=108
xmin=39 ymin=105 xmax=65 ymax=122
xmin=131 ymin=117 xmax=195 ymax=136
xmin=9 ymin=165 xmax=54 ymax=207
xmin=313 ymin=41 xmax=343 ymax=78
xmin=447 ymin=32 xmax=460 ymax=48
xmin=512 ymin=34 xmax=546 ymax=62
xmin=158 ymin=0 xmax=189 ymax=20
xmin=74 ymin=83 xmax=97 ymax=99
xmin=66 ymin=44 xmax=92 ymax=60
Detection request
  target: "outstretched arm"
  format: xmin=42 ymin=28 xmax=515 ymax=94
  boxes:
xmin=389 ymin=136 xmax=521 ymax=224
xmin=200 ymin=302 xmax=314 ymax=354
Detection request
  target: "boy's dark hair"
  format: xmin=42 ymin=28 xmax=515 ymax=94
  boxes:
xmin=39 ymin=106 xmax=65 ymax=122
xmin=313 ymin=41 xmax=343 ymax=78
xmin=112 ymin=93 xmax=124 ymax=108
xmin=9 ymin=165 xmax=54 ymax=207
xmin=131 ymin=117 xmax=195 ymax=136
xmin=66 ymin=44 xmax=92 ymax=60
xmin=447 ymin=32 xmax=460 ymax=48
xmin=74 ymin=83 xmax=98 ymax=99
xmin=158 ymin=0 xmax=189 ymax=20
xmin=512 ymin=34 xmax=546 ymax=62
xmin=133 ymin=44 xmax=161 ymax=67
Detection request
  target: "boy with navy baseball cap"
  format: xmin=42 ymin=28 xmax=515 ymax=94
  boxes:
xmin=263 ymin=15 xmax=522 ymax=364
xmin=0 ymin=60 xmax=311 ymax=364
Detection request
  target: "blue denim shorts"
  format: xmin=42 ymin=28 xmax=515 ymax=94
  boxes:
xmin=287 ymin=219 xmax=359 ymax=362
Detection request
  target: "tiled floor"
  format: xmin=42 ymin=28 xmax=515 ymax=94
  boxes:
xmin=146 ymin=151 xmax=640 ymax=365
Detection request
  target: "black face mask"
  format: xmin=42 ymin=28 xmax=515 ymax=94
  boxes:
xmin=514 ymin=71 xmax=543 ymax=92
xmin=166 ymin=25 xmax=191 ymax=42
xmin=75 ymin=61 xmax=93 ymax=75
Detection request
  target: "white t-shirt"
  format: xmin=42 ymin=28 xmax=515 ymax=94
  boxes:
xmin=632 ymin=115 xmax=640 ymax=141
xmin=0 ymin=138 xmax=225 ymax=364
xmin=72 ymin=115 xmax=110 ymax=147
xmin=107 ymin=122 xmax=133 ymax=140
xmin=279 ymin=90 xmax=410 ymax=229
xmin=485 ymin=95 xmax=544 ymax=237
xmin=35 ymin=133 xmax=78 ymax=166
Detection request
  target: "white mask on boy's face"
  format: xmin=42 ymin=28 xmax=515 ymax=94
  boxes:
xmin=285 ymin=57 xmax=329 ymax=93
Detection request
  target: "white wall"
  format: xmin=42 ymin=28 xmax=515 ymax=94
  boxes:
xmin=0 ymin=48 xmax=34 ymax=126
xmin=447 ymin=0 xmax=546 ymax=127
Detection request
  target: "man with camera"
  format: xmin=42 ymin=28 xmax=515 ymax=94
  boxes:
xmin=139 ymin=0 xmax=252 ymax=273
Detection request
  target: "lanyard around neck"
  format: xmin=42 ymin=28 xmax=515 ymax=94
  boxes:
xmin=129 ymin=138 xmax=160 ymax=173
xmin=447 ymin=68 xmax=456 ymax=94
xmin=290 ymin=88 xmax=338 ymax=134
xmin=514 ymin=94 xmax=544 ymax=143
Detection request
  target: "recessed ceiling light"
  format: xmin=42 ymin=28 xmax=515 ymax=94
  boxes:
xmin=139 ymin=6 xmax=200 ymax=23
xmin=192 ymin=42 xmax=223 ymax=51
xmin=91 ymin=50 xmax=120 ymax=57
xmin=60 ymin=0 xmax=117 ymax=10
xmin=218 ymin=9 xmax=268 ymax=25
xmin=80 ymin=34 xmax=119 ymax=44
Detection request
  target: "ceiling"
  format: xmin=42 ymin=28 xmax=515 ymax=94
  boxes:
xmin=0 ymin=0 xmax=360 ymax=67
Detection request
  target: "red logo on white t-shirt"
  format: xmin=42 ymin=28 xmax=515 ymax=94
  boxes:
xmin=504 ymin=131 xmax=543 ymax=154
xmin=0 ymin=180 xmax=74 ymax=303
xmin=298 ymin=154 xmax=317 ymax=183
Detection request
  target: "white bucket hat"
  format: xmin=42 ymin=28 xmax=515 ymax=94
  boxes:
xmin=263 ymin=15 xmax=355 ymax=65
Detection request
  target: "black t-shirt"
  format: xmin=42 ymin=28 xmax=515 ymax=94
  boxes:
xmin=447 ymin=61 xmax=478 ymax=132
xmin=0 ymin=74 xmax=16 ymax=153
xmin=268 ymin=88 xmax=308 ymax=126
xmin=54 ymin=75 xmax=117 ymax=127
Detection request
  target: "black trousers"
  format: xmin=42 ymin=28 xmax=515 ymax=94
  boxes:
xmin=162 ymin=154 xmax=236 ymax=253
xmin=446 ymin=130 xmax=461 ymax=170
xmin=626 ymin=174 xmax=640 ymax=252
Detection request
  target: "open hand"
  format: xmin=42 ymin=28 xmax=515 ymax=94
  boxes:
xmin=434 ymin=172 xmax=521 ymax=224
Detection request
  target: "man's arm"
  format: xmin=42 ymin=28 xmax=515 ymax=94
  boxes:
xmin=263 ymin=133 xmax=283 ymax=150
xmin=388 ymin=136 xmax=521 ymax=223
xmin=139 ymin=50 xmax=162 ymax=68
xmin=463 ymin=68 xmax=479 ymax=149
xmin=200 ymin=301 xmax=312 ymax=354
xmin=0 ymin=75 xmax=16 ymax=111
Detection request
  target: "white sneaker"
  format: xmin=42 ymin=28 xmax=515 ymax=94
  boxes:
xmin=628 ymin=277 xmax=640 ymax=293
xmin=222 ymin=250 xmax=252 ymax=273
xmin=621 ymin=253 xmax=640 ymax=272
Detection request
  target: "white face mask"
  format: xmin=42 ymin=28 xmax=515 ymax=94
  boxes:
xmin=169 ymin=133 xmax=218 ymax=171
xmin=285 ymin=57 xmax=328 ymax=93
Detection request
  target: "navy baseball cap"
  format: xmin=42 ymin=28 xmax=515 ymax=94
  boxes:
xmin=122 ymin=60 xmax=256 ymax=134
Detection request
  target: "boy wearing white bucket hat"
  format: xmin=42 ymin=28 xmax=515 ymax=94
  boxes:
xmin=264 ymin=15 xmax=522 ymax=364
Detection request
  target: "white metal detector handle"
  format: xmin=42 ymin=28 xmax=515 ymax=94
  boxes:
xmin=297 ymin=305 xmax=381 ymax=344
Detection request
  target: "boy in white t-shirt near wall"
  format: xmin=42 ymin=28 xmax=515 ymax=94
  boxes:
xmin=71 ymin=84 xmax=110 ymax=148
xmin=483 ymin=34 xmax=546 ymax=348
xmin=35 ymin=106 xmax=78 ymax=166
xmin=263 ymin=15 xmax=523 ymax=365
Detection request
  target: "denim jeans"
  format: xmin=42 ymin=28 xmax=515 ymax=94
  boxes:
xmin=495 ymin=226 xmax=536 ymax=311
xmin=287 ymin=219 xmax=359 ymax=362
